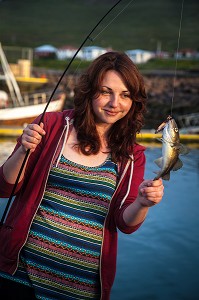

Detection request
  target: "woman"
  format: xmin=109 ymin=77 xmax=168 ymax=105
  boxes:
xmin=0 ymin=51 xmax=164 ymax=300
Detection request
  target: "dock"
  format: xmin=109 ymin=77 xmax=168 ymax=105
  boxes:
xmin=0 ymin=126 xmax=198 ymax=143
xmin=0 ymin=126 xmax=24 ymax=137
xmin=16 ymin=76 xmax=48 ymax=84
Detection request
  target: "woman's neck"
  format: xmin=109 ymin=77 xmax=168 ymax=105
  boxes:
xmin=96 ymin=127 xmax=110 ymax=153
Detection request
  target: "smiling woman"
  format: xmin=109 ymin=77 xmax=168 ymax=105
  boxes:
xmin=92 ymin=70 xmax=133 ymax=127
xmin=0 ymin=51 xmax=164 ymax=300
xmin=73 ymin=51 xmax=147 ymax=162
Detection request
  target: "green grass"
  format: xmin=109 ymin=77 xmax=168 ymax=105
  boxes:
xmin=33 ymin=58 xmax=90 ymax=72
xmin=0 ymin=0 xmax=198 ymax=52
xmin=139 ymin=58 xmax=199 ymax=71
xmin=33 ymin=57 xmax=199 ymax=72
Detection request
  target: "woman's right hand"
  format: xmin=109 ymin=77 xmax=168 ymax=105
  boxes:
xmin=21 ymin=122 xmax=46 ymax=153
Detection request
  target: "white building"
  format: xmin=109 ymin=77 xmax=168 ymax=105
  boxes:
xmin=56 ymin=45 xmax=83 ymax=60
xmin=34 ymin=45 xmax=57 ymax=58
xmin=174 ymin=49 xmax=198 ymax=59
xmin=126 ymin=49 xmax=154 ymax=64
xmin=82 ymin=46 xmax=107 ymax=61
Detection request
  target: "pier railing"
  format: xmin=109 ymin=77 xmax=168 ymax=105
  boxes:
xmin=177 ymin=113 xmax=199 ymax=128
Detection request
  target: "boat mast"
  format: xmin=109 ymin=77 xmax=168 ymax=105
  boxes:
xmin=0 ymin=43 xmax=24 ymax=106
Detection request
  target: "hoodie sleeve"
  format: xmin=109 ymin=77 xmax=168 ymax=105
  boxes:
xmin=0 ymin=114 xmax=47 ymax=198
xmin=113 ymin=144 xmax=146 ymax=234
xmin=0 ymin=138 xmax=24 ymax=197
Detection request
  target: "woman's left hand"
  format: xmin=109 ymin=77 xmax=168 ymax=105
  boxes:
xmin=137 ymin=178 xmax=164 ymax=207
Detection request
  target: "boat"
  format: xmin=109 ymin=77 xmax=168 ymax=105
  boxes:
xmin=0 ymin=91 xmax=65 ymax=126
xmin=0 ymin=43 xmax=65 ymax=129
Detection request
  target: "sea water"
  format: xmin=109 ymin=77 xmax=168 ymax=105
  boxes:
xmin=0 ymin=140 xmax=199 ymax=300
xmin=112 ymin=146 xmax=199 ymax=300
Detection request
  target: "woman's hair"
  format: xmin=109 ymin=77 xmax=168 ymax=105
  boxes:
xmin=73 ymin=51 xmax=147 ymax=162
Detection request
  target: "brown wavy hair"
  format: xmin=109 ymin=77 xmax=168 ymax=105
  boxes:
xmin=73 ymin=51 xmax=147 ymax=162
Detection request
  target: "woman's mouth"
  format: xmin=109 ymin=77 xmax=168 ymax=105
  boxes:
xmin=104 ymin=110 xmax=119 ymax=116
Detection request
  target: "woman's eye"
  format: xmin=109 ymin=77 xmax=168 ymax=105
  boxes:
xmin=122 ymin=93 xmax=131 ymax=98
xmin=101 ymin=90 xmax=110 ymax=95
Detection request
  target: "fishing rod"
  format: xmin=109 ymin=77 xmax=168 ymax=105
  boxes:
xmin=1 ymin=0 xmax=185 ymax=224
xmin=1 ymin=0 xmax=136 ymax=226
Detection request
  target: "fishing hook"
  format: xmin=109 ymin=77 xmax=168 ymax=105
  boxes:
xmin=0 ymin=0 xmax=128 ymax=226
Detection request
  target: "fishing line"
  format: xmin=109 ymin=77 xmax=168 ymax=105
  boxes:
xmin=37 ymin=0 xmax=124 ymax=125
xmin=170 ymin=0 xmax=185 ymax=117
xmin=73 ymin=0 xmax=135 ymax=73
xmin=70 ymin=39 xmax=94 ymax=76
xmin=0 ymin=0 xmax=135 ymax=226
xmin=72 ymin=0 xmax=136 ymax=75
xmin=91 ymin=0 xmax=136 ymax=42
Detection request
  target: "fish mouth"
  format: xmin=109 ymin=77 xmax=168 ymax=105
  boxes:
xmin=155 ymin=115 xmax=173 ymax=133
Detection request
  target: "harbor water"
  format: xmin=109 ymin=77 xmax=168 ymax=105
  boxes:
xmin=0 ymin=139 xmax=199 ymax=300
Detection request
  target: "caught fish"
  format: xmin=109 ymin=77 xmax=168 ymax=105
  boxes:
xmin=154 ymin=115 xmax=189 ymax=180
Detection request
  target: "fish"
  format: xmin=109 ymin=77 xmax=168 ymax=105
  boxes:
xmin=153 ymin=115 xmax=189 ymax=180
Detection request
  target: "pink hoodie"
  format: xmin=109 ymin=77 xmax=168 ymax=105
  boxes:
xmin=0 ymin=109 xmax=146 ymax=299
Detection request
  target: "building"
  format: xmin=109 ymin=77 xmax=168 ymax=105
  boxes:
xmin=82 ymin=46 xmax=107 ymax=61
xmin=174 ymin=49 xmax=199 ymax=59
xmin=34 ymin=45 xmax=57 ymax=58
xmin=126 ymin=49 xmax=154 ymax=64
xmin=56 ymin=45 xmax=82 ymax=60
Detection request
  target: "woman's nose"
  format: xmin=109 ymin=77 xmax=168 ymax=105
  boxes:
xmin=109 ymin=94 xmax=119 ymax=107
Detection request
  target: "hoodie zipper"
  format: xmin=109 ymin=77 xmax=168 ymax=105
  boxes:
xmin=13 ymin=123 xmax=69 ymax=275
xmin=99 ymin=157 xmax=132 ymax=299
xmin=112 ymin=159 xmax=131 ymax=201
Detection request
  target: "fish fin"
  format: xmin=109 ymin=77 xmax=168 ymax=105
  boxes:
xmin=154 ymin=157 xmax=163 ymax=168
xmin=154 ymin=171 xmax=170 ymax=181
xmin=162 ymin=172 xmax=170 ymax=180
xmin=153 ymin=172 xmax=161 ymax=180
xmin=179 ymin=144 xmax=190 ymax=155
xmin=172 ymin=158 xmax=183 ymax=171
xmin=153 ymin=171 xmax=160 ymax=176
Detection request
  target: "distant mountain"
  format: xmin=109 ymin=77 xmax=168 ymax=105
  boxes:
xmin=0 ymin=0 xmax=198 ymax=52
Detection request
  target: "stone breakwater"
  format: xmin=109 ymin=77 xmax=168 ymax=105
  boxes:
xmin=143 ymin=72 xmax=199 ymax=128
xmin=34 ymin=69 xmax=199 ymax=129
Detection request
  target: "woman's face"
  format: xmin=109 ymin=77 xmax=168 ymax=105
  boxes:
xmin=92 ymin=70 xmax=133 ymax=129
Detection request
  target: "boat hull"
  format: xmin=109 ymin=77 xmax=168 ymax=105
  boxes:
xmin=0 ymin=96 xmax=65 ymax=126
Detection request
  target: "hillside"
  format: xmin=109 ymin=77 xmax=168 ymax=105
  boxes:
xmin=0 ymin=0 xmax=198 ymax=52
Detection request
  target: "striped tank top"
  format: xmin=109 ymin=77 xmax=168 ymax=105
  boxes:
xmin=4 ymin=154 xmax=117 ymax=299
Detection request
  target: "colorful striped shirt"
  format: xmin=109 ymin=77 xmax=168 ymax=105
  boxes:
xmin=1 ymin=154 xmax=117 ymax=299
